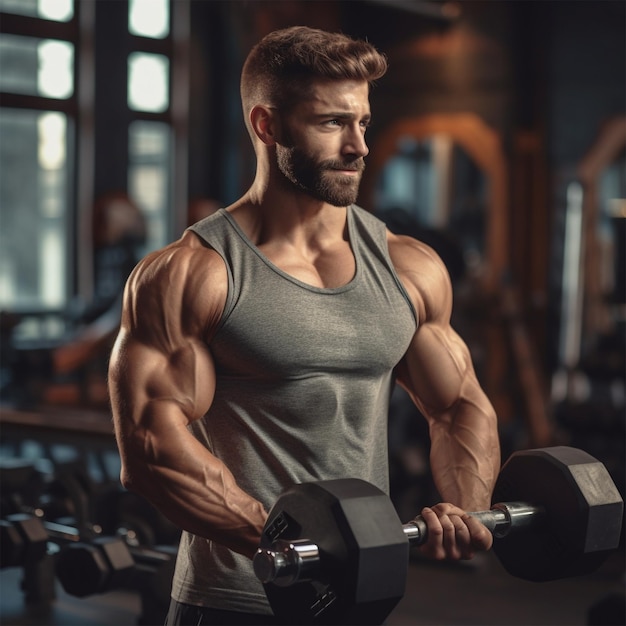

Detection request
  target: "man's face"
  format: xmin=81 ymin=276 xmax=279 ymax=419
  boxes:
xmin=275 ymin=79 xmax=371 ymax=207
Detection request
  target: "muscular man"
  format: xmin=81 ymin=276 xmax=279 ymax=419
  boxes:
xmin=109 ymin=26 xmax=500 ymax=625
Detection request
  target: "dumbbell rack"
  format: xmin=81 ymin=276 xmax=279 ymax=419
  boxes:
xmin=1 ymin=512 xmax=176 ymax=625
xmin=0 ymin=409 xmax=180 ymax=626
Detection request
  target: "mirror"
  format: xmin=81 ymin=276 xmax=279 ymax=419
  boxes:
xmin=361 ymin=113 xmax=508 ymax=292
xmin=374 ymin=133 xmax=488 ymax=280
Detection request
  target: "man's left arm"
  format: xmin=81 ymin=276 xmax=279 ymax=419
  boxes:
xmin=389 ymin=232 xmax=501 ymax=559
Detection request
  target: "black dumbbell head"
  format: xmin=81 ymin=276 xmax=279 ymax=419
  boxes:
xmin=492 ymin=446 xmax=623 ymax=581
xmin=260 ymin=478 xmax=409 ymax=625
xmin=56 ymin=537 xmax=134 ymax=597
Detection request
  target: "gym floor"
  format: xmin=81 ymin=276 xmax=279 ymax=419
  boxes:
xmin=1 ymin=549 xmax=623 ymax=626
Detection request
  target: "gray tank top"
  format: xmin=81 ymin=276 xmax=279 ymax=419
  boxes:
xmin=171 ymin=205 xmax=417 ymax=613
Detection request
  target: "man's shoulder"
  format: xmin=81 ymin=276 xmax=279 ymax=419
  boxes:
xmin=387 ymin=230 xmax=446 ymax=270
xmin=122 ymin=234 xmax=228 ymax=334
xmin=131 ymin=232 xmax=228 ymax=296
xmin=387 ymin=231 xmax=452 ymax=317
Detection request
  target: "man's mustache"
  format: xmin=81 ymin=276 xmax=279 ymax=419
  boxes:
xmin=322 ymin=159 xmax=366 ymax=173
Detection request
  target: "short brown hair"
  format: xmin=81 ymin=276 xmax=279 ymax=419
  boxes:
xmin=240 ymin=26 xmax=387 ymax=120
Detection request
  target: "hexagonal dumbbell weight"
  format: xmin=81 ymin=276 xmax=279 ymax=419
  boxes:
xmin=0 ymin=515 xmax=135 ymax=597
xmin=490 ymin=446 xmax=624 ymax=581
xmin=0 ymin=511 xmax=174 ymax=622
xmin=55 ymin=531 xmax=176 ymax=626
xmin=0 ymin=514 xmax=48 ymax=569
xmin=254 ymin=447 xmax=624 ymax=625
xmin=55 ymin=535 xmax=136 ymax=597
xmin=256 ymin=478 xmax=408 ymax=626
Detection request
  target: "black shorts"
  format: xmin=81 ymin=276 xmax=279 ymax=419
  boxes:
xmin=164 ymin=598 xmax=285 ymax=626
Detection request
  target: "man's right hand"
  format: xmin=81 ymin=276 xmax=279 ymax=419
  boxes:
xmin=417 ymin=502 xmax=493 ymax=561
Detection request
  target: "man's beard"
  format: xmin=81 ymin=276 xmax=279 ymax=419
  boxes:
xmin=276 ymin=145 xmax=365 ymax=207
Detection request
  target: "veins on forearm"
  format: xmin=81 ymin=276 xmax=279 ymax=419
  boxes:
xmin=428 ymin=401 xmax=499 ymax=508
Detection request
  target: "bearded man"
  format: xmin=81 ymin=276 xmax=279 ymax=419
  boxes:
xmin=109 ymin=26 xmax=500 ymax=626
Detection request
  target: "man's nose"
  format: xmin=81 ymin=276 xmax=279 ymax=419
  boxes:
xmin=342 ymin=125 xmax=369 ymax=159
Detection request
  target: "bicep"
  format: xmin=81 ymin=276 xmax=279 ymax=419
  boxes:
xmin=390 ymin=234 xmax=481 ymax=421
xmin=109 ymin=244 xmax=223 ymax=452
xmin=109 ymin=324 xmax=217 ymax=489
xmin=109 ymin=327 xmax=216 ymax=430
xmin=396 ymin=321 xmax=479 ymax=422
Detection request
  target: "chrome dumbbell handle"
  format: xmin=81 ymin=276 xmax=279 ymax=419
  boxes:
xmin=255 ymin=502 xmax=545 ymax=585
xmin=403 ymin=502 xmax=545 ymax=545
xmin=254 ymin=538 xmax=320 ymax=585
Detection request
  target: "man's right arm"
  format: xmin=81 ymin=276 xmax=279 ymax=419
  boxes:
xmin=108 ymin=233 xmax=267 ymax=559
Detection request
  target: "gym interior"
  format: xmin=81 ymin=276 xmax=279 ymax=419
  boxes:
xmin=0 ymin=1 xmax=624 ymax=624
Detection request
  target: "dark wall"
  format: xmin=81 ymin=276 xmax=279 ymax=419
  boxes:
xmin=545 ymin=0 xmax=625 ymax=168
xmin=187 ymin=1 xmax=236 ymax=205
xmin=94 ymin=0 xmax=131 ymax=196
xmin=342 ymin=0 xmax=625 ymax=165
xmin=343 ymin=1 xmax=516 ymax=150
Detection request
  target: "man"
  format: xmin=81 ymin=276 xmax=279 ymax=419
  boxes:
xmin=109 ymin=26 xmax=501 ymax=625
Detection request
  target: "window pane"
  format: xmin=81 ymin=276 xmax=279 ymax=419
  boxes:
xmin=127 ymin=52 xmax=169 ymax=113
xmin=128 ymin=0 xmax=169 ymax=39
xmin=0 ymin=0 xmax=73 ymax=21
xmin=0 ymin=109 xmax=70 ymax=310
xmin=128 ymin=121 xmax=171 ymax=251
xmin=0 ymin=34 xmax=74 ymax=99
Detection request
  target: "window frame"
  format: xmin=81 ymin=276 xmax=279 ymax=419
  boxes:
xmin=0 ymin=8 xmax=85 ymax=316
xmin=126 ymin=0 xmax=189 ymax=245
xmin=0 ymin=1 xmax=189 ymax=317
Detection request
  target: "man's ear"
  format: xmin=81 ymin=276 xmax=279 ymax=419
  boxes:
xmin=250 ymin=105 xmax=278 ymax=146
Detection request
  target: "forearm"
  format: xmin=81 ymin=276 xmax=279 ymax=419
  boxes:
xmin=428 ymin=397 xmax=500 ymax=511
xmin=117 ymin=402 xmax=267 ymax=559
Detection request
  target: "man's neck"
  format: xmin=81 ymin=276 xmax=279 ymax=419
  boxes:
xmin=229 ymin=181 xmax=350 ymax=248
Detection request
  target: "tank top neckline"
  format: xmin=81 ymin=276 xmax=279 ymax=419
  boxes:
xmin=219 ymin=207 xmax=360 ymax=294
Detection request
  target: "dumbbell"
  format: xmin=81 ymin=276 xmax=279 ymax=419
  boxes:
xmin=55 ymin=531 xmax=176 ymax=598
xmin=1 ymin=513 xmax=175 ymax=599
xmin=0 ymin=514 xmax=87 ymax=606
xmin=253 ymin=447 xmax=624 ymax=625
xmin=54 ymin=527 xmax=176 ymax=626
xmin=1 ymin=514 xmax=50 ymax=570
xmin=0 ymin=514 xmax=128 ymax=590
xmin=0 ymin=459 xmax=46 ymax=516
xmin=0 ymin=457 xmax=101 ymax=534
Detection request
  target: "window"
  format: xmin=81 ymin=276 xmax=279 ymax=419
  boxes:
xmin=0 ymin=0 xmax=179 ymax=318
xmin=0 ymin=0 xmax=76 ymax=316
xmin=128 ymin=52 xmax=169 ymax=113
xmin=0 ymin=109 xmax=71 ymax=311
xmin=0 ymin=0 xmax=73 ymax=21
xmin=128 ymin=121 xmax=172 ymax=251
xmin=128 ymin=0 xmax=169 ymax=38
xmin=126 ymin=0 xmax=173 ymax=252
xmin=0 ymin=34 xmax=74 ymax=98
